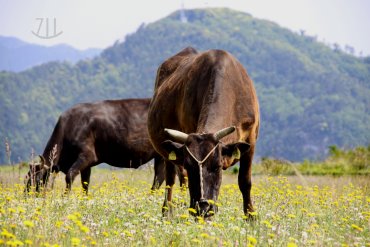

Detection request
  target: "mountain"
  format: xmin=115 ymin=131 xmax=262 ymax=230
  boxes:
xmin=0 ymin=8 xmax=369 ymax=164
xmin=0 ymin=36 xmax=101 ymax=72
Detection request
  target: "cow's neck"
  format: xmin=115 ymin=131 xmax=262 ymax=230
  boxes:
xmin=195 ymin=78 xmax=237 ymax=139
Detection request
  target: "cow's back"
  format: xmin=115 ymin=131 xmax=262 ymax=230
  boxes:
xmin=57 ymin=99 xmax=156 ymax=169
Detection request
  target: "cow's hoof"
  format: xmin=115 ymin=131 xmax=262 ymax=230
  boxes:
xmin=162 ymin=205 xmax=174 ymax=218
xmin=245 ymin=211 xmax=257 ymax=222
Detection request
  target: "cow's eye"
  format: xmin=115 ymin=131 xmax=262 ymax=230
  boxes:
xmin=184 ymin=160 xmax=198 ymax=169
xmin=208 ymin=163 xmax=221 ymax=172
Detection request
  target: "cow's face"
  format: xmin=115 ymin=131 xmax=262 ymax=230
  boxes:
xmin=184 ymin=134 xmax=222 ymax=217
xmin=162 ymin=127 xmax=250 ymax=218
xmin=25 ymin=156 xmax=50 ymax=192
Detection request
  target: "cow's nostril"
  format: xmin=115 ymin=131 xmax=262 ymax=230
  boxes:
xmin=196 ymin=199 xmax=211 ymax=216
xmin=199 ymin=199 xmax=210 ymax=207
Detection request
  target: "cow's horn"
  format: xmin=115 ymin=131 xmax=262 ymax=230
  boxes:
xmin=214 ymin=126 xmax=236 ymax=141
xmin=39 ymin=155 xmax=46 ymax=167
xmin=164 ymin=128 xmax=189 ymax=143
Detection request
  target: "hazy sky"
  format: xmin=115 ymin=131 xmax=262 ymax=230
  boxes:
xmin=1 ymin=0 xmax=369 ymax=56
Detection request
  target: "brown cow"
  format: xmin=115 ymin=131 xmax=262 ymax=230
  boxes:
xmin=148 ymin=47 xmax=259 ymax=218
xmin=25 ymin=98 xmax=185 ymax=193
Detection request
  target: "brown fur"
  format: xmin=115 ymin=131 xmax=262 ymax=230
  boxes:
xmin=148 ymin=47 xmax=259 ymax=217
xmin=25 ymin=99 xmax=185 ymax=193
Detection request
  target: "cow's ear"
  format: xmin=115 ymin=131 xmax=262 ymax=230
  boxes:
xmin=221 ymin=142 xmax=250 ymax=160
xmin=222 ymin=142 xmax=250 ymax=157
xmin=161 ymin=140 xmax=184 ymax=165
xmin=39 ymin=155 xmax=46 ymax=168
xmin=38 ymin=155 xmax=52 ymax=170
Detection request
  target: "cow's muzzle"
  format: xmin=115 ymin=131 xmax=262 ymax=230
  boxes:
xmin=195 ymin=199 xmax=215 ymax=218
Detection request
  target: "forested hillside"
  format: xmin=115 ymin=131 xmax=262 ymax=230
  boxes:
xmin=0 ymin=8 xmax=369 ymax=163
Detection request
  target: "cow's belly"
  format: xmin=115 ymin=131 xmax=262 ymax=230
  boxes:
xmin=104 ymin=157 xmax=154 ymax=169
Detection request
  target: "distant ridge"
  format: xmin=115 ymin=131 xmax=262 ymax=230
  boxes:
xmin=0 ymin=36 xmax=101 ymax=72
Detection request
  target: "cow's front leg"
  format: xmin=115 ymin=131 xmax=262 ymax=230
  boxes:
xmin=162 ymin=161 xmax=176 ymax=217
xmin=238 ymin=145 xmax=255 ymax=219
xmin=151 ymin=157 xmax=165 ymax=190
xmin=80 ymin=167 xmax=91 ymax=194
xmin=65 ymin=151 xmax=96 ymax=194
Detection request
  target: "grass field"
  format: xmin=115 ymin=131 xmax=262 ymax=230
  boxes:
xmin=0 ymin=165 xmax=369 ymax=246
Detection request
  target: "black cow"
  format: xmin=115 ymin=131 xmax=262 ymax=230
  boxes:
xmin=148 ymin=47 xmax=260 ymax=218
xmin=25 ymin=98 xmax=184 ymax=193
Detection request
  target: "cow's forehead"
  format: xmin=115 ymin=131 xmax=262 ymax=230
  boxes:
xmin=187 ymin=133 xmax=216 ymax=143
xmin=185 ymin=135 xmax=219 ymax=155
xmin=184 ymin=135 xmax=221 ymax=165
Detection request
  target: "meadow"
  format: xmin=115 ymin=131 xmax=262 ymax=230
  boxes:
xmin=0 ymin=163 xmax=369 ymax=247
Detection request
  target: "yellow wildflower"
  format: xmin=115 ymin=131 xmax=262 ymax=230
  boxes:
xmin=262 ymin=220 xmax=272 ymax=228
xmin=288 ymin=214 xmax=296 ymax=218
xmin=24 ymin=221 xmax=34 ymax=228
xmin=150 ymin=237 xmax=157 ymax=244
xmin=8 ymin=208 xmax=16 ymax=213
xmin=80 ymin=225 xmax=89 ymax=233
xmin=191 ymin=238 xmax=201 ymax=244
xmin=1 ymin=229 xmax=15 ymax=239
xmin=55 ymin=221 xmax=63 ymax=228
xmin=71 ymin=237 xmax=80 ymax=246
xmin=248 ymin=211 xmax=258 ymax=216
xmin=24 ymin=240 xmax=33 ymax=245
xmin=196 ymin=216 xmax=205 ymax=224
xmin=180 ymin=214 xmax=189 ymax=219
xmin=67 ymin=214 xmax=77 ymax=221
xmin=287 ymin=243 xmax=297 ymax=247
xmin=17 ymin=207 xmax=25 ymax=214
xmin=351 ymin=224 xmax=363 ymax=232
xmin=247 ymin=236 xmax=257 ymax=245
xmin=188 ymin=208 xmax=197 ymax=214
xmin=123 ymin=230 xmax=132 ymax=237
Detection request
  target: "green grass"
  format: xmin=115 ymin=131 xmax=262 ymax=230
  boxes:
xmin=0 ymin=165 xmax=369 ymax=246
xmin=252 ymin=145 xmax=370 ymax=176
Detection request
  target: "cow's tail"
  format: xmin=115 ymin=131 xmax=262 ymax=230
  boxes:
xmin=41 ymin=117 xmax=64 ymax=172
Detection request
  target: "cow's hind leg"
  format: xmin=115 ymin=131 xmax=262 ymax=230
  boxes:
xmin=162 ymin=161 xmax=176 ymax=217
xmin=177 ymin=166 xmax=188 ymax=189
xmin=238 ymin=145 xmax=255 ymax=219
xmin=80 ymin=167 xmax=92 ymax=194
xmin=151 ymin=157 xmax=165 ymax=190
xmin=65 ymin=150 xmax=96 ymax=193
